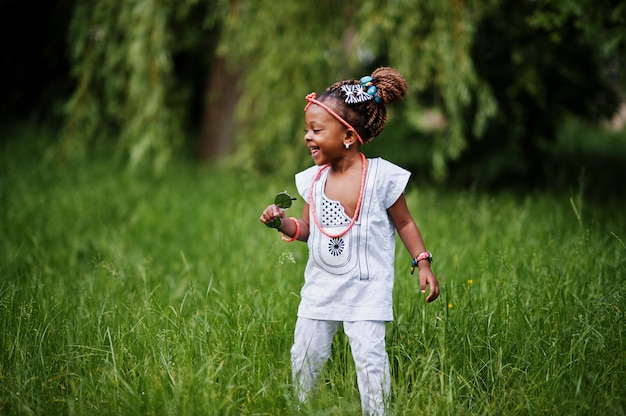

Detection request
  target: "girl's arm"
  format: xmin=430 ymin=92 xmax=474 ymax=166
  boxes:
xmin=294 ymin=203 xmax=311 ymax=242
xmin=388 ymin=194 xmax=440 ymax=303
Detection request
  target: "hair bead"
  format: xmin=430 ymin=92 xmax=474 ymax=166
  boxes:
xmin=361 ymin=76 xmax=381 ymax=103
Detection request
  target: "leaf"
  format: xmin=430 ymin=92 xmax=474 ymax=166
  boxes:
xmin=274 ymin=191 xmax=295 ymax=208
xmin=265 ymin=218 xmax=282 ymax=230
xmin=265 ymin=192 xmax=296 ymax=229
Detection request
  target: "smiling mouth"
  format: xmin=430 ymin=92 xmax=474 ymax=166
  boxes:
xmin=309 ymin=146 xmax=320 ymax=157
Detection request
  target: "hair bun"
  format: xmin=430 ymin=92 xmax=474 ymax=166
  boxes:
xmin=371 ymin=67 xmax=407 ymax=105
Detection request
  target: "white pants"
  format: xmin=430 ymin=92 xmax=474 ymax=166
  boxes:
xmin=291 ymin=318 xmax=390 ymax=416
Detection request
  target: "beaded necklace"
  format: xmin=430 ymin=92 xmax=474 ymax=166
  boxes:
xmin=309 ymin=152 xmax=367 ymax=239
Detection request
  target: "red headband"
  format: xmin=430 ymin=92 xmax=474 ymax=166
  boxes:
xmin=304 ymin=93 xmax=364 ymax=144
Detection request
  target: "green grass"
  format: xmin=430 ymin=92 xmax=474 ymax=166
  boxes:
xmin=1 ymin=128 xmax=625 ymax=415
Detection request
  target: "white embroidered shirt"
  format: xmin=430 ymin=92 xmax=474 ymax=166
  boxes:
xmin=294 ymin=157 xmax=411 ymax=321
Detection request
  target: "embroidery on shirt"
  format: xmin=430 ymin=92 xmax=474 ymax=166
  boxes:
xmin=328 ymin=237 xmax=345 ymax=256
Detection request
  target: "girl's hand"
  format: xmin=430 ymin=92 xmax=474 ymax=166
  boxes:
xmin=259 ymin=204 xmax=286 ymax=225
xmin=418 ymin=267 xmax=440 ymax=303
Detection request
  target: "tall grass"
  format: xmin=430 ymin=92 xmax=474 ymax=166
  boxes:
xmin=1 ymin=128 xmax=624 ymax=415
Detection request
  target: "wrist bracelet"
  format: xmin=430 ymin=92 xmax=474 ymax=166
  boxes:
xmin=281 ymin=217 xmax=300 ymax=242
xmin=410 ymin=251 xmax=432 ymax=274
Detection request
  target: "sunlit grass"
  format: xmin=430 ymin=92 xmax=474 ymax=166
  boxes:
xmin=1 ymin=130 xmax=624 ymax=415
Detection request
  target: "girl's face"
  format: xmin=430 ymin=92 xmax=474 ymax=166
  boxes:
xmin=304 ymin=103 xmax=348 ymax=165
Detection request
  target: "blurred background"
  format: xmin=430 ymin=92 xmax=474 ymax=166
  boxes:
xmin=1 ymin=0 xmax=625 ymax=195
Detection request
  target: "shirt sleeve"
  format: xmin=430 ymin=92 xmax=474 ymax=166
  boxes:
xmin=295 ymin=165 xmax=320 ymax=205
xmin=377 ymin=158 xmax=411 ymax=209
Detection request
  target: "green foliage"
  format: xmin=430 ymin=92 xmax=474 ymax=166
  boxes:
xmin=2 ymin=126 xmax=625 ymax=414
xmin=62 ymin=0 xmax=228 ymax=171
xmin=217 ymin=1 xmax=364 ymax=175
xmin=60 ymin=0 xmax=625 ymax=185
xmin=447 ymin=0 xmax=625 ymax=188
xmin=527 ymin=0 xmax=626 ymax=60
xmin=217 ymin=0 xmax=623 ymax=183
xmin=218 ymin=1 xmax=497 ymax=179
xmin=359 ymin=0 xmax=498 ymax=178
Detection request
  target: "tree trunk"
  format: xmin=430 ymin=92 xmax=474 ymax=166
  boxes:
xmin=197 ymin=56 xmax=240 ymax=160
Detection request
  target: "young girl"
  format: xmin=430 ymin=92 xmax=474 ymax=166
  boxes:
xmin=260 ymin=67 xmax=439 ymax=416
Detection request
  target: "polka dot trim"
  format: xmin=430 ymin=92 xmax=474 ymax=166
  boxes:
xmin=321 ymin=196 xmax=351 ymax=226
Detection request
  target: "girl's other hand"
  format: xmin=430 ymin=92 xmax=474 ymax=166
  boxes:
xmin=419 ymin=268 xmax=440 ymax=303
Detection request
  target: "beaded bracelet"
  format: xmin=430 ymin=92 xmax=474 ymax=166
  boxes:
xmin=281 ymin=217 xmax=300 ymax=242
xmin=410 ymin=251 xmax=433 ymax=274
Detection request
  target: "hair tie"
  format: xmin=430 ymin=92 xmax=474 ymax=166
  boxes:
xmin=360 ymin=76 xmax=381 ymax=103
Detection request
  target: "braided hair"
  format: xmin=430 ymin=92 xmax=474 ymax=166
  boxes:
xmin=318 ymin=67 xmax=407 ymax=143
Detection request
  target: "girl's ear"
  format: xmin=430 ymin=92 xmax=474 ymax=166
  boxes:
xmin=344 ymin=129 xmax=359 ymax=147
